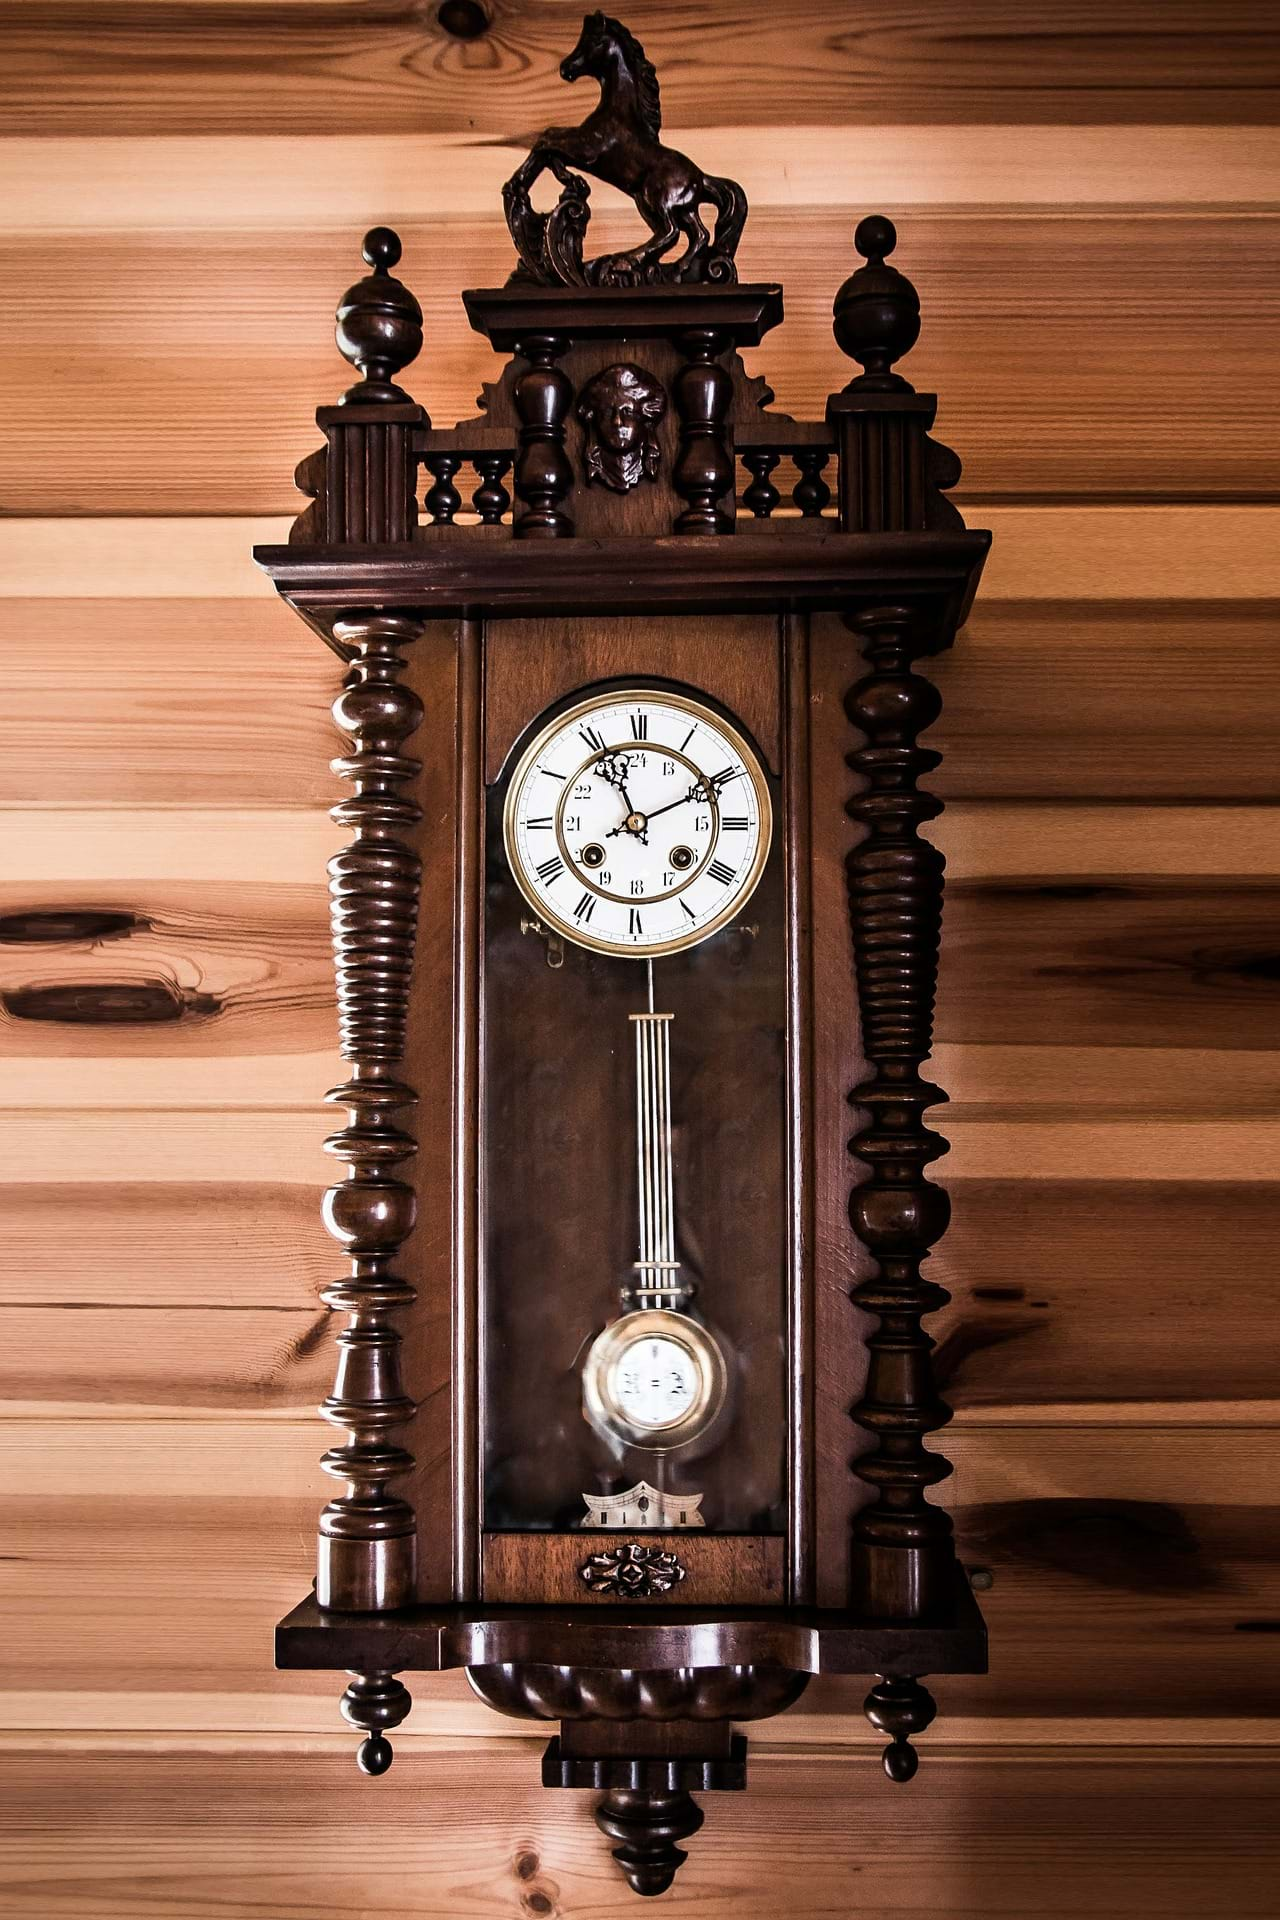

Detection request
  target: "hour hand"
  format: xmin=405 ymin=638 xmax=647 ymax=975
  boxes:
xmin=596 ymin=754 xmax=648 ymax=841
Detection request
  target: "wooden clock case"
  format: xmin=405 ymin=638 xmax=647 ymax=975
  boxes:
xmin=259 ymin=30 xmax=989 ymax=1891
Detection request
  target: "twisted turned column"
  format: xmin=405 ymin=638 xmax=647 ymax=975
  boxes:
xmin=317 ymin=613 xmax=424 ymax=1621
xmin=844 ymin=603 xmax=957 ymax=1769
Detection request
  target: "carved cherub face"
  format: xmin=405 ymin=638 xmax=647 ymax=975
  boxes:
xmin=577 ymin=363 xmax=666 ymax=492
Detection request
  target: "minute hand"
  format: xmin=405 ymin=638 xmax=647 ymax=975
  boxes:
xmin=643 ymin=772 xmax=734 ymax=826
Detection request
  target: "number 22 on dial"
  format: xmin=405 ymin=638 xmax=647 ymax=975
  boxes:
xmin=503 ymin=688 xmax=772 ymax=958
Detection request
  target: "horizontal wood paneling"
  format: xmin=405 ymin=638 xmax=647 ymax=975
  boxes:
xmin=0 ymin=600 xmax=333 ymax=809
xmin=933 ymin=1180 xmax=1280 ymax=1409
xmin=5 ymin=599 xmax=1278 ymax=809
xmin=4 ymin=1744 xmax=1277 ymax=1919
xmin=932 ymin=602 xmax=1280 ymax=801
xmin=7 ymin=129 xmax=1277 ymax=235
xmin=3 ymin=213 xmax=1275 ymax=512
xmin=5 ymin=0 xmax=1278 ymax=135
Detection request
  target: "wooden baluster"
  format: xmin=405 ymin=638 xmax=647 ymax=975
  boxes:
xmin=513 ymin=334 xmax=573 ymax=537
xmin=423 ymin=452 xmax=463 ymax=525
xmin=317 ymin=612 xmax=425 ymax=1761
xmin=792 ymin=446 xmax=832 ymax=518
xmin=673 ymin=329 xmax=733 ymax=533
xmin=741 ymin=449 xmax=781 ymax=519
xmin=320 ymin=610 xmax=425 ymax=1764
xmin=472 ymin=451 xmax=513 ymax=524
xmin=844 ymin=603 xmax=957 ymax=1748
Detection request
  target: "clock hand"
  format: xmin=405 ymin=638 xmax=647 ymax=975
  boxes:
xmin=595 ymin=754 xmax=649 ymax=843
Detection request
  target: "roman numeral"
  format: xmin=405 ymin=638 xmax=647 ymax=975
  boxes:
xmin=541 ymin=768 xmax=566 ymax=781
xmin=709 ymin=766 xmax=740 ymax=791
xmin=579 ymin=724 xmax=606 ymax=752
xmin=629 ymin=908 xmax=644 ymax=936
xmin=679 ymin=726 xmax=696 ymax=752
xmin=680 ymin=900 xmax=695 ymax=921
xmin=708 ymin=858 xmax=736 ymax=886
xmin=536 ymin=856 xmax=565 ymax=885
xmin=526 ymin=815 xmax=553 ymax=829
xmin=722 ymin=815 xmax=748 ymax=832
xmin=629 ymin=712 xmax=648 ymax=740
xmin=572 ymin=891 xmax=595 ymax=923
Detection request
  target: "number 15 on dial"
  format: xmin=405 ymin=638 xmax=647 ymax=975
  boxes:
xmin=503 ymin=687 xmax=772 ymax=958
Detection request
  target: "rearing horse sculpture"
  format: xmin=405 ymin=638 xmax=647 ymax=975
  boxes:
xmin=503 ymin=12 xmax=747 ymax=288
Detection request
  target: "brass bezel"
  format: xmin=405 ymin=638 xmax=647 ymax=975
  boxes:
xmin=503 ymin=685 xmax=773 ymax=959
xmin=581 ymin=1308 xmax=729 ymax=1453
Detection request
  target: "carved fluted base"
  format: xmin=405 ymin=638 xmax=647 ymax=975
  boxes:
xmin=595 ymin=1787 xmax=705 ymax=1897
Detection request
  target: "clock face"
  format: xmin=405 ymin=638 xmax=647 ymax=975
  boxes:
xmin=581 ymin=1308 xmax=729 ymax=1453
xmin=504 ymin=687 xmax=772 ymax=957
xmin=611 ymin=1335 xmax=701 ymax=1431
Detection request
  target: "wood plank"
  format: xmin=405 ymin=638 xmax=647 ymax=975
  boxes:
xmin=2 ymin=599 xmax=1280 ymax=810
xmin=0 ymin=599 xmax=336 ymax=810
xmin=933 ymin=1179 xmax=1280 ymax=1411
xmin=6 ymin=599 xmax=1279 ymax=809
xmin=7 ymin=128 xmax=1278 ymax=236
xmin=6 ymin=509 xmax=1277 ymax=601
xmin=0 ymin=1181 xmax=327 ymax=1308
xmin=4 ymin=1744 xmax=1278 ymax=1919
xmin=5 ymin=1 xmax=1277 ymax=137
xmin=0 ymin=878 xmax=331 ymax=1068
xmin=1 ymin=214 xmax=1275 ymax=512
xmin=932 ymin=602 xmax=1280 ymax=801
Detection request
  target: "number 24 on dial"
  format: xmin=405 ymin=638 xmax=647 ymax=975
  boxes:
xmin=503 ymin=688 xmax=772 ymax=958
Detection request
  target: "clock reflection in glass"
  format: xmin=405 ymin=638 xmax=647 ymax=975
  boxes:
xmin=504 ymin=687 xmax=772 ymax=958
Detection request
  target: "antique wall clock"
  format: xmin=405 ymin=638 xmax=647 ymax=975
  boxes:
xmin=261 ymin=12 xmax=990 ymax=1895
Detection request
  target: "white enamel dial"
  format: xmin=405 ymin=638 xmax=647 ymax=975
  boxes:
xmin=582 ymin=1307 xmax=728 ymax=1453
xmin=504 ymin=687 xmax=772 ymax=958
xmin=610 ymin=1335 xmax=701 ymax=1432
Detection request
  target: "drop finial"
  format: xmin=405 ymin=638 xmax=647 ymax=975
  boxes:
xmin=863 ymin=1675 xmax=937 ymax=1783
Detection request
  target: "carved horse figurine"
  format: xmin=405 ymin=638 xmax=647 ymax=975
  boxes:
xmin=503 ymin=12 xmax=747 ymax=288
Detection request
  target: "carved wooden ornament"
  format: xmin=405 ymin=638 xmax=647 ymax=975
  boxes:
xmin=257 ymin=13 xmax=993 ymax=1899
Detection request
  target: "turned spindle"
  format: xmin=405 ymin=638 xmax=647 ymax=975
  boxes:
xmin=317 ymin=612 xmax=425 ymax=1615
xmin=673 ymin=329 xmax=733 ymax=533
xmin=844 ymin=603 xmax=957 ymax=1621
xmin=513 ymin=333 xmax=574 ymax=536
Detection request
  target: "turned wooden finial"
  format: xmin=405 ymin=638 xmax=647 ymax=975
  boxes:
xmin=335 ymin=226 xmax=424 ymax=404
xmin=832 ymin=214 xmax=921 ymax=393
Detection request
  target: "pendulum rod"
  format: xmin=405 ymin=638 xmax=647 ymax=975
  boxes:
xmin=629 ymin=960 xmax=689 ymax=1311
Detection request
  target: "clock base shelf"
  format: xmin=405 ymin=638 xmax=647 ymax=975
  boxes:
xmin=275 ymin=1565 xmax=986 ymax=1676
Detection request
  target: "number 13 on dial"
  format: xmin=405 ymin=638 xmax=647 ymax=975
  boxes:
xmin=504 ymin=688 xmax=772 ymax=957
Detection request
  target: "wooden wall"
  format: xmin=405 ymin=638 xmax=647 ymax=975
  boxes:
xmin=2 ymin=4 xmax=1277 ymax=1913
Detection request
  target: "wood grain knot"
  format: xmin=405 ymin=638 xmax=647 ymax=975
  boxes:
xmin=0 ymin=909 xmax=145 ymax=944
xmin=1 ymin=980 xmax=217 ymax=1024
